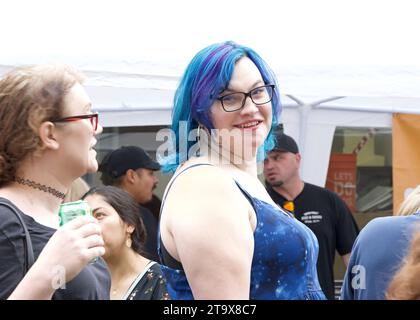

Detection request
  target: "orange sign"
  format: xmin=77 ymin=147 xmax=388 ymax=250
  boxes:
xmin=392 ymin=113 xmax=420 ymax=213
xmin=325 ymin=153 xmax=357 ymax=212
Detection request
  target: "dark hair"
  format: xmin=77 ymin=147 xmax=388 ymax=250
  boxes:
xmin=100 ymin=171 xmax=124 ymax=187
xmin=82 ymin=185 xmax=146 ymax=255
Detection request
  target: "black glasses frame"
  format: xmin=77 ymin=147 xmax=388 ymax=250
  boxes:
xmin=52 ymin=113 xmax=99 ymax=131
xmin=217 ymin=84 xmax=275 ymax=112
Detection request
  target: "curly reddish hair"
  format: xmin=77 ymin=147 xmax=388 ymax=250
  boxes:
xmin=387 ymin=229 xmax=420 ymax=300
xmin=0 ymin=64 xmax=85 ymax=186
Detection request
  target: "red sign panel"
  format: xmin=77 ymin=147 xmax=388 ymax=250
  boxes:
xmin=325 ymin=153 xmax=357 ymax=213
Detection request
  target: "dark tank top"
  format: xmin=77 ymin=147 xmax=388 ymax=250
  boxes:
xmin=158 ymin=164 xmax=326 ymax=300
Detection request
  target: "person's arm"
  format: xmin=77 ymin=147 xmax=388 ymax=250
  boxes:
xmin=341 ymin=253 xmax=350 ymax=266
xmin=8 ymin=215 xmax=105 ymax=299
xmin=162 ymin=166 xmax=254 ymax=299
xmin=340 ymin=258 xmax=355 ymax=300
xmin=334 ymin=194 xmax=359 ymax=258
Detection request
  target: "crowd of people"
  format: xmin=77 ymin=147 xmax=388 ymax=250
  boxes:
xmin=0 ymin=41 xmax=418 ymax=300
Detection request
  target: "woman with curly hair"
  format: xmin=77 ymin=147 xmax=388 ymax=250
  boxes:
xmin=0 ymin=65 xmax=109 ymax=299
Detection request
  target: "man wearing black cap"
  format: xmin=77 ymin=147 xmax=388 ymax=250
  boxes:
xmin=263 ymin=133 xmax=359 ymax=300
xmin=99 ymin=146 xmax=160 ymax=262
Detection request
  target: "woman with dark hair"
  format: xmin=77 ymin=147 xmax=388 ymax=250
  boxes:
xmin=83 ymin=186 xmax=169 ymax=300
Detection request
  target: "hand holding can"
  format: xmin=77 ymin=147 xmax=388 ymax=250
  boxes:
xmin=59 ymin=200 xmax=100 ymax=262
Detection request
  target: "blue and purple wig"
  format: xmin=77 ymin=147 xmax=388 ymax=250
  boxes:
xmin=161 ymin=41 xmax=281 ymax=173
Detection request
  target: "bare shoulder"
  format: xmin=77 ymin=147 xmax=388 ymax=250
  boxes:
xmin=161 ymin=163 xmax=251 ymax=224
xmin=166 ymin=165 xmax=238 ymax=208
xmin=160 ymin=162 xmax=255 ymax=272
xmin=172 ymin=163 xmax=235 ymax=193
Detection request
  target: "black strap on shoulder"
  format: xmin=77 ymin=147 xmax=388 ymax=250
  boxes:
xmin=160 ymin=163 xmax=214 ymax=209
xmin=159 ymin=163 xmax=213 ymax=270
xmin=0 ymin=201 xmax=35 ymax=272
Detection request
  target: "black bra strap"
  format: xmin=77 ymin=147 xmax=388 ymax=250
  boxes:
xmin=0 ymin=201 xmax=35 ymax=272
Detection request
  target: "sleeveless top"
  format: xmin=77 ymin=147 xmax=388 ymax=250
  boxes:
xmin=158 ymin=164 xmax=326 ymax=300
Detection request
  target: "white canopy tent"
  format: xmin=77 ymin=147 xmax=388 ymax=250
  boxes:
xmin=1 ymin=0 xmax=420 ymax=187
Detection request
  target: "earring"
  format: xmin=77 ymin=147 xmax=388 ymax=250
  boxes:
xmin=126 ymin=237 xmax=132 ymax=248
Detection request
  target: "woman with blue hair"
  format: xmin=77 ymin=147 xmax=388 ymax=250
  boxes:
xmin=158 ymin=41 xmax=325 ymax=300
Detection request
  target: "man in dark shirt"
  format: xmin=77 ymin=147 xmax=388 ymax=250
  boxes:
xmin=99 ymin=146 xmax=160 ymax=262
xmin=263 ymin=133 xmax=359 ymax=300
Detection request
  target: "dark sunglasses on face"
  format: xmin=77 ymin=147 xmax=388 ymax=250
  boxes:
xmin=52 ymin=113 xmax=99 ymax=131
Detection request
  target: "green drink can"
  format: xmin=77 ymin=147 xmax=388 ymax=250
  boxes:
xmin=58 ymin=200 xmax=92 ymax=226
xmin=58 ymin=200 xmax=98 ymax=263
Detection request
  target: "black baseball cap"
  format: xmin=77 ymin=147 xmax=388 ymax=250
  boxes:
xmin=99 ymin=146 xmax=160 ymax=178
xmin=272 ymin=133 xmax=299 ymax=154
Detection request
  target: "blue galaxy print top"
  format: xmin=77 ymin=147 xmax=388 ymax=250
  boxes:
xmin=158 ymin=164 xmax=326 ymax=300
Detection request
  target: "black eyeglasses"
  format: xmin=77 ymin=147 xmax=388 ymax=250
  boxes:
xmin=52 ymin=113 xmax=99 ymax=131
xmin=216 ymin=84 xmax=275 ymax=112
